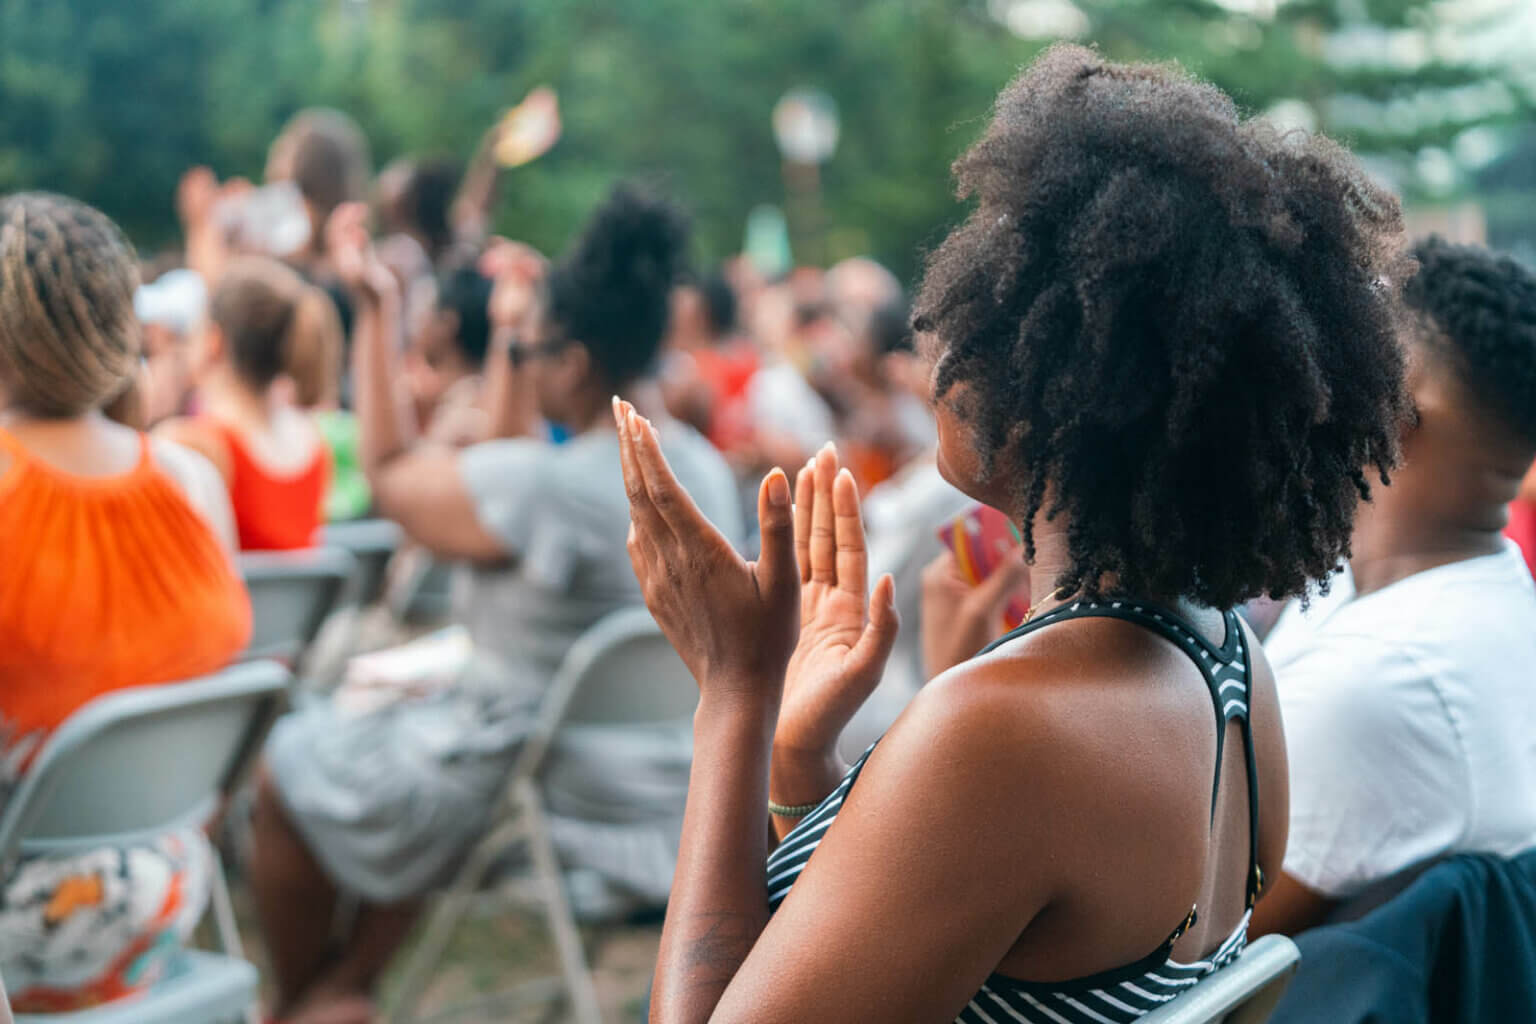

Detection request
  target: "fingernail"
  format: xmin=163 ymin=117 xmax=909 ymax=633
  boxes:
xmin=611 ymin=396 xmax=623 ymax=427
xmin=837 ymin=467 xmax=854 ymax=483
xmin=767 ymin=470 xmax=790 ymax=506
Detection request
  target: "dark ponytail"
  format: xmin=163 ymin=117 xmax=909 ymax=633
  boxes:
xmin=544 ymin=184 xmax=691 ymax=386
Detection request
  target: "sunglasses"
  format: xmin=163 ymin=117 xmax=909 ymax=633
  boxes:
xmin=506 ymin=336 xmax=570 ymax=368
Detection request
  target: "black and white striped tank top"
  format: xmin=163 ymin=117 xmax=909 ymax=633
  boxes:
xmin=764 ymin=597 xmax=1264 ymax=1024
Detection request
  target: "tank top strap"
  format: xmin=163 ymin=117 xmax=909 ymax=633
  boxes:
xmin=978 ymin=595 xmax=1264 ymax=908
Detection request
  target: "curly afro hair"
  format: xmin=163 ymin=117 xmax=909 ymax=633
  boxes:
xmin=1405 ymin=237 xmax=1536 ymax=449
xmin=913 ymin=44 xmax=1414 ymax=608
xmin=545 ymin=184 xmax=690 ymax=386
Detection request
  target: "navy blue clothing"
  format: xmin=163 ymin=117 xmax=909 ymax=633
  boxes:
xmin=1271 ymin=851 xmax=1536 ymax=1024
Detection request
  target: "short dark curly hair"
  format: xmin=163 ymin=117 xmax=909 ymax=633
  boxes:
xmin=1405 ymin=236 xmax=1536 ymax=449
xmin=435 ymin=266 xmax=494 ymax=369
xmin=545 ymin=184 xmax=690 ymax=386
xmin=913 ymin=45 xmax=1413 ymax=608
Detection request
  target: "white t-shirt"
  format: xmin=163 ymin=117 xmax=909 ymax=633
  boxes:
xmin=746 ymin=363 xmax=836 ymax=456
xmin=1266 ymin=541 xmax=1536 ymax=898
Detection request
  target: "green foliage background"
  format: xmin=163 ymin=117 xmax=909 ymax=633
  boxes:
xmin=1 ymin=0 xmax=1531 ymax=279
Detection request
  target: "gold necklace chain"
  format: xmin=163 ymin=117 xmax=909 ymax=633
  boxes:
xmin=1021 ymin=585 xmax=1072 ymax=626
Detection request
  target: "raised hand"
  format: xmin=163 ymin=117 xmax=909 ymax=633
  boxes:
xmin=776 ymin=444 xmax=899 ymax=766
xmin=614 ymin=399 xmax=800 ymax=708
xmin=479 ymin=238 xmax=547 ymax=331
xmin=324 ymin=202 xmax=397 ymax=306
xmin=920 ymin=546 xmax=1030 ymax=679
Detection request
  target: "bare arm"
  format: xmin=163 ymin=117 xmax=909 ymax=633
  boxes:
xmin=330 ymin=203 xmax=507 ymax=563
xmin=709 ymin=688 xmax=1056 ymax=1023
xmin=450 ymin=124 xmax=506 ymax=249
xmin=618 ymin=411 xmax=1032 ymax=1023
xmin=481 ymin=327 xmax=540 ymax=440
xmin=150 ymin=436 xmax=239 ymax=552
xmin=1249 ymin=870 xmax=1336 ymax=938
xmin=154 ymin=417 xmax=233 ymax=485
xmin=479 ymin=241 xmax=547 ymax=440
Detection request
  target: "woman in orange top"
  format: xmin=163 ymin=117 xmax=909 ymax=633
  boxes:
xmin=159 ymin=257 xmax=333 ymax=550
xmin=0 ymin=192 xmax=252 ymax=1011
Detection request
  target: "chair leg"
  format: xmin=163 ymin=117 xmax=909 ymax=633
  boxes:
xmin=208 ymin=861 xmax=261 ymax=1024
xmin=387 ymin=806 xmax=523 ymax=1024
xmin=210 ymin=859 xmax=245 ymax=959
xmin=387 ymin=890 xmax=471 ymax=1024
xmin=518 ymin=779 xmax=603 ymax=1024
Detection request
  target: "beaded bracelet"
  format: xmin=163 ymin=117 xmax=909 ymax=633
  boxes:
xmin=768 ymin=799 xmax=821 ymax=818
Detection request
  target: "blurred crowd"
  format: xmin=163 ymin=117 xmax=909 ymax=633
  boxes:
xmin=4 ymin=48 xmax=1536 ymax=1024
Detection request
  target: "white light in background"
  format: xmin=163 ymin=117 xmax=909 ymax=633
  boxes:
xmin=1452 ymin=125 xmax=1504 ymax=169
xmin=1263 ymin=99 xmax=1318 ymax=134
xmin=1416 ymin=147 xmax=1460 ymax=194
xmin=1207 ymin=0 xmax=1281 ymax=18
xmin=988 ymin=0 xmax=1091 ymax=40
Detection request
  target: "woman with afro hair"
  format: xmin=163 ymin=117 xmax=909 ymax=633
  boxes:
xmin=614 ymin=45 xmax=1412 ymax=1023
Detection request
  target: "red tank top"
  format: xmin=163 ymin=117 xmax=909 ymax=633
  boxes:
xmin=206 ymin=419 xmax=329 ymax=551
xmin=1508 ymin=498 xmax=1536 ymax=579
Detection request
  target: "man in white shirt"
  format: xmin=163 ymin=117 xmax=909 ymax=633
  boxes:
xmin=1253 ymin=238 xmax=1536 ymax=936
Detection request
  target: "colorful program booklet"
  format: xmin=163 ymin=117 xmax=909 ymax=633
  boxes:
xmin=937 ymin=503 xmax=1029 ymax=629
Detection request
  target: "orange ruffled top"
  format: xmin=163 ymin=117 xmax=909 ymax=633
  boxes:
xmin=0 ymin=428 xmax=252 ymax=749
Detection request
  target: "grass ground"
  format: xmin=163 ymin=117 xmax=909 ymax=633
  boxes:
xmin=253 ymin=606 xmax=666 ymax=1022
xmin=235 ymin=884 xmax=663 ymax=1023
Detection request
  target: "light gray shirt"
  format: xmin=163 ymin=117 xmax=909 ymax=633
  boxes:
xmin=457 ymin=423 xmax=742 ymax=685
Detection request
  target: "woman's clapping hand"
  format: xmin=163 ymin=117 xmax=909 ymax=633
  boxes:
xmin=614 ymin=399 xmax=800 ymax=710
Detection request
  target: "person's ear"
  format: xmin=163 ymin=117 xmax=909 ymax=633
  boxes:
xmin=563 ymin=341 xmax=593 ymax=385
xmin=203 ymin=322 xmax=228 ymax=363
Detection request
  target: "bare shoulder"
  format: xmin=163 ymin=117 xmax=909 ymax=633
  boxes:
xmin=880 ymin=613 xmax=1229 ymax=839
xmin=155 ymin=415 xmax=211 ymax=451
xmin=154 ymin=417 xmax=231 ymax=481
xmin=878 ymin=624 xmax=1171 ymax=801
xmin=150 ymin=434 xmax=222 ymax=489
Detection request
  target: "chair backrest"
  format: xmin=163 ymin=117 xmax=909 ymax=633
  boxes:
xmin=321 ymin=518 xmax=402 ymax=607
xmin=1137 ymin=934 xmax=1301 ymax=1024
xmin=388 ymin=554 xmax=456 ymax=625
xmin=557 ymin=607 xmax=698 ymax=726
xmin=513 ymin=607 xmax=696 ymax=781
xmin=0 ymin=660 xmax=289 ymax=860
xmin=239 ymin=547 xmax=357 ymax=664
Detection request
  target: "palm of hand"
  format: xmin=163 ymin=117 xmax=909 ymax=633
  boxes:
xmin=325 ymin=203 xmax=396 ymax=301
xmin=782 ymin=583 xmax=877 ymax=748
xmin=777 ymin=449 xmax=898 ymax=755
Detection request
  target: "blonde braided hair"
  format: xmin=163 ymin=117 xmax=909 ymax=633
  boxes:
xmin=0 ymin=192 xmax=141 ymax=417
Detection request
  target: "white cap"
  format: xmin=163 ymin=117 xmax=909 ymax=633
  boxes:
xmin=134 ymin=269 xmax=207 ymax=335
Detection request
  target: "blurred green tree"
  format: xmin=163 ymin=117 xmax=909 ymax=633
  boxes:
xmin=0 ymin=0 xmax=1530 ymax=276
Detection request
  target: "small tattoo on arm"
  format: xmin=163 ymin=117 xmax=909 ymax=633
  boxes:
xmin=681 ymin=911 xmax=759 ymax=990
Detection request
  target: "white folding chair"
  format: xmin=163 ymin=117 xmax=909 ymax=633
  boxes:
xmin=321 ymin=519 xmax=402 ymax=609
xmin=388 ymin=606 xmax=697 ymax=1024
xmin=386 ymin=552 xmax=456 ymax=626
xmin=0 ymin=661 xmax=290 ymax=1024
xmin=238 ymin=547 xmax=356 ymax=667
xmin=1137 ymin=934 xmax=1301 ymax=1024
